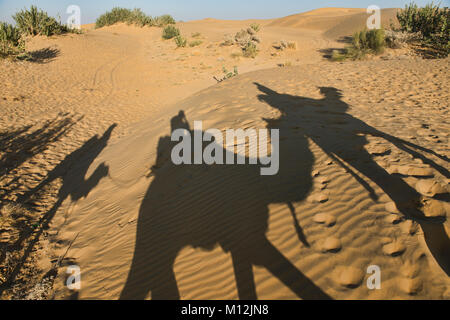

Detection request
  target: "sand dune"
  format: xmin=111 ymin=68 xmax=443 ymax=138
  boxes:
xmin=269 ymin=8 xmax=399 ymax=39
xmin=0 ymin=8 xmax=448 ymax=300
xmin=50 ymin=60 xmax=449 ymax=300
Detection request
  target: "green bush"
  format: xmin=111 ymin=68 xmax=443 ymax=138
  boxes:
xmin=126 ymin=8 xmax=153 ymax=27
xmin=397 ymin=2 xmax=449 ymax=38
xmin=153 ymin=14 xmax=176 ymax=27
xmin=331 ymin=49 xmax=347 ymax=61
xmin=353 ymin=28 xmax=386 ymax=54
xmin=332 ymin=29 xmax=386 ymax=61
xmin=162 ymin=25 xmax=180 ymax=39
xmin=189 ymin=40 xmax=203 ymax=47
xmin=214 ymin=66 xmax=239 ymax=82
xmin=250 ymin=23 xmax=261 ymax=33
xmin=191 ymin=32 xmax=201 ymax=38
xmin=0 ymin=22 xmax=24 ymax=58
xmin=13 ymin=6 xmax=71 ymax=36
xmin=174 ymin=35 xmax=187 ymax=47
xmin=95 ymin=8 xmax=175 ymax=29
xmin=242 ymin=41 xmax=259 ymax=58
xmin=96 ymin=8 xmax=142 ymax=28
xmin=396 ymin=2 xmax=449 ymax=56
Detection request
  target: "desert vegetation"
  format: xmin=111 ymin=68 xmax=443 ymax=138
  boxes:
xmin=0 ymin=23 xmax=24 ymax=58
xmin=273 ymin=40 xmax=298 ymax=51
xmin=13 ymin=6 xmax=78 ymax=36
xmin=332 ymin=28 xmax=386 ymax=61
xmin=250 ymin=23 xmax=261 ymax=32
xmin=162 ymin=25 xmax=180 ymax=40
xmin=189 ymin=40 xmax=203 ymax=47
xmin=174 ymin=35 xmax=187 ymax=48
xmin=213 ymin=66 xmax=239 ymax=82
xmin=222 ymin=26 xmax=261 ymax=58
xmin=0 ymin=6 xmax=79 ymax=59
xmin=331 ymin=2 xmax=449 ymax=61
xmin=95 ymin=7 xmax=175 ymax=29
xmin=395 ymin=1 xmax=449 ymax=57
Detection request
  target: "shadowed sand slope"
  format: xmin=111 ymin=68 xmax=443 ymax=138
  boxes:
xmin=50 ymin=59 xmax=449 ymax=300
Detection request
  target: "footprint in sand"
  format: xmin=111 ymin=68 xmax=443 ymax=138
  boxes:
xmin=308 ymin=193 xmax=329 ymax=203
xmin=313 ymin=213 xmax=336 ymax=227
xmin=336 ymin=266 xmax=365 ymax=288
xmin=382 ymin=241 xmax=406 ymax=257
xmin=320 ymin=237 xmax=342 ymax=253
xmin=415 ymin=179 xmax=448 ymax=197
xmin=385 ymin=214 xmax=403 ymax=225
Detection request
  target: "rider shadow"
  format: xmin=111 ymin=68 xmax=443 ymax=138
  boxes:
xmin=121 ymin=83 xmax=449 ymax=300
xmin=120 ymin=103 xmax=329 ymax=299
xmin=255 ymin=83 xmax=449 ymax=276
xmin=0 ymin=124 xmax=117 ymax=295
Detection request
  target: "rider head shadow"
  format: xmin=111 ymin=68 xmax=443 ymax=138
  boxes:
xmin=120 ymin=102 xmax=332 ymax=300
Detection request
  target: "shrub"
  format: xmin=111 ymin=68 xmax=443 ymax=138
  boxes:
xmin=127 ymin=8 xmax=153 ymax=27
xmin=396 ymin=2 xmax=449 ymax=57
xmin=221 ymin=34 xmax=235 ymax=46
xmin=353 ymin=28 xmax=386 ymax=54
xmin=162 ymin=25 xmax=180 ymax=39
xmin=250 ymin=23 xmax=261 ymax=33
xmin=214 ymin=66 xmax=239 ymax=82
xmin=331 ymin=49 xmax=347 ymax=61
xmin=153 ymin=14 xmax=176 ymax=27
xmin=174 ymin=35 xmax=187 ymax=47
xmin=242 ymin=42 xmax=259 ymax=58
xmin=397 ymin=2 xmax=449 ymax=38
xmin=287 ymin=41 xmax=297 ymax=50
xmin=189 ymin=40 xmax=203 ymax=47
xmin=0 ymin=22 xmax=24 ymax=58
xmin=13 ymin=6 xmax=71 ymax=36
xmin=385 ymin=29 xmax=421 ymax=48
xmin=97 ymin=8 xmax=146 ymax=28
xmin=191 ymin=32 xmax=201 ymax=38
xmin=95 ymin=8 xmax=175 ymax=29
xmin=332 ymin=29 xmax=386 ymax=61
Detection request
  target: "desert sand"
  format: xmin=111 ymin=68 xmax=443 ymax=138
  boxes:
xmin=0 ymin=8 xmax=449 ymax=300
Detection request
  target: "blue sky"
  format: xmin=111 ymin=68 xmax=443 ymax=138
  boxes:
xmin=0 ymin=0 xmax=447 ymax=24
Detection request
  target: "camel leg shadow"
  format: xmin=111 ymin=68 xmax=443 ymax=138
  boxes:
xmin=231 ymin=237 xmax=331 ymax=300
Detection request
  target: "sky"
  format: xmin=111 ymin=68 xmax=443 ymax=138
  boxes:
xmin=0 ymin=0 xmax=447 ymax=25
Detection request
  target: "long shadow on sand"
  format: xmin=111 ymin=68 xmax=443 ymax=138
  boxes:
xmin=121 ymin=83 xmax=449 ymax=300
xmin=0 ymin=124 xmax=116 ymax=295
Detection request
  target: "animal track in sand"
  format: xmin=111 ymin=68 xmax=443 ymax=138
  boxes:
xmin=335 ymin=266 xmax=365 ymax=288
xmin=382 ymin=241 xmax=406 ymax=257
xmin=320 ymin=237 xmax=342 ymax=253
xmin=313 ymin=213 xmax=336 ymax=227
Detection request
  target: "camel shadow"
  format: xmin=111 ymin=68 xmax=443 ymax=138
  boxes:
xmin=121 ymin=83 xmax=449 ymax=300
xmin=121 ymin=105 xmax=327 ymax=299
